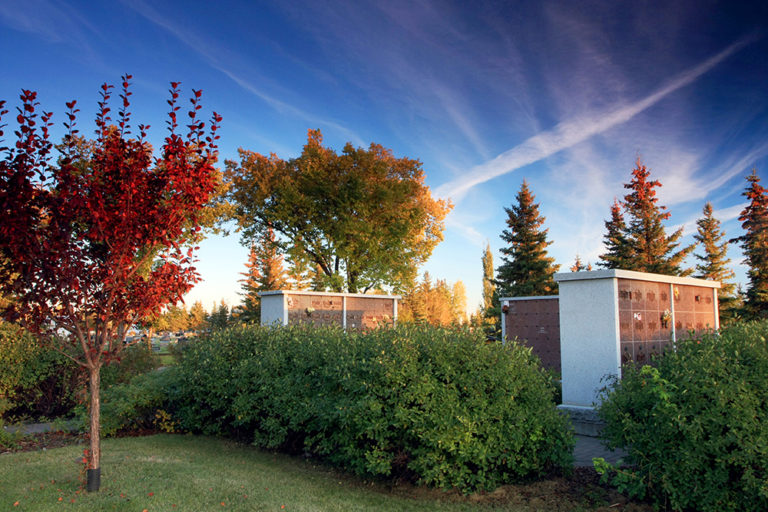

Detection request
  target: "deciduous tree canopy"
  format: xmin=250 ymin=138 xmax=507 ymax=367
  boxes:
xmin=226 ymin=129 xmax=451 ymax=293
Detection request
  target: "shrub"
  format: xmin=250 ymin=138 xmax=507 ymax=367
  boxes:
xmin=1 ymin=322 xmax=161 ymax=422
xmin=0 ymin=418 xmax=28 ymax=450
xmin=597 ymin=320 xmax=768 ymax=512
xmin=100 ymin=344 xmax=160 ymax=388
xmin=172 ymin=324 xmax=573 ymax=493
xmin=0 ymin=322 xmax=82 ymax=420
xmin=75 ymin=368 xmax=176 ymax=437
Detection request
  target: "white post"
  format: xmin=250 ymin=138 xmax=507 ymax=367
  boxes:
xmin=500 ymin=300 xmax=507 ymax=343
xmin=669 ymin=283 xmax=676 ymax=344
xmin=713 ymin=287 xmax=720 ymax=330
xmin=393 ymin=298 xmax=398 ymax=327
xmin=342 ymin=295 xmax=347 ymax=330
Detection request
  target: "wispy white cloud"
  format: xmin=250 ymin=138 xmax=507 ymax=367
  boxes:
xmin=661 ymin=143 xmax=768 ymax=206
xmin=675 ymin=203 xmax=746 ymax=237
xmin=431 ymin=84 xmax=491 ymax=160
xmin=0 ymin=0 xmax=101 ymax=61
xmin=445 ymin=216 xmax=487 ymax=248
xmin=123 ymin=0 xmax=363 ymax=146
xmin=435 ymin=37 xmax=755 ymax=203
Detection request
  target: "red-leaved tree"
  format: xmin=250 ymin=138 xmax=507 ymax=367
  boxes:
xmin=0 ymin=76 xmax=220 ymax=491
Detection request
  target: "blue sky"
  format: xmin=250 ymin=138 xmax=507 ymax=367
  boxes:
xmin=2 ymin=1 xmax=767 ymax=313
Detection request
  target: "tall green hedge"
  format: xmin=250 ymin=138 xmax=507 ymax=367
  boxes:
xmin=1 ymin=323 xmax=160 ymax=421
xmin=0 ymin=323 xmax=81 ymax=420
xmin=597 ymin=321 xmax=768 ymax=511
xmin=172 ymin=324 xmax=573 ymax=493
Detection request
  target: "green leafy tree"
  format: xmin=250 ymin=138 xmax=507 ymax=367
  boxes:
xmin=694 ymin=202 xmax=737 ymax=322
xmin=598 ymin=199 xmax=634 ymax=269
xmin=237 ymin=228 xmax=288 ymax=324
xmin=495 ymin=181 xmax=559 ymax=297
xmin=226 ymin=129 xmax=451 ymax=293
xmin=620 ymin=160 xmax=694 ymax=275
xmin=733 ymin=169 xmax=768 ymax=319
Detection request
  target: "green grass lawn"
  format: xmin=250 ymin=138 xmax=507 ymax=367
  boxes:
xmin=0 ymin=435 xmax=517 ymax=511
xmin=156 ymin=353 xmax=176 ymax=366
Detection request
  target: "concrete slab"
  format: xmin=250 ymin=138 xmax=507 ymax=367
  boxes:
xmin=573 ymin=434 xmax=626 ymax=467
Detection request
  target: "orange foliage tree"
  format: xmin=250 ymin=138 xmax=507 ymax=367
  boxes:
xmin=226 ymin=130 xmax=451 ymax=293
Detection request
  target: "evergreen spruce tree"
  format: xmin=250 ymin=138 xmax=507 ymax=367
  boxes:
xmin=598 ymin=199 xmax=634 ymax=269
xmin=286 ymin=239 xmax=312 ymax=290
xmin=495 ymin=181 xmax=559 ymax=297
xmin=570 ymin=254 xmax=592 ymax=272
xmin=310 ymin=264 xmax=327 ymax=291
xmin=694 ymin=202 xmax=738 ymax=324
xmin=620 ymin=159 xmax=693 ymax=275
xmin=208 ymin=301 xmax=231 ymax=330
xmin=238 ymin=228 xmax=288 ymax=324
xmin=398 ymin=273 xmax=466 ymax=326
xmin=734 ymin=169 xmax=768 ymax=319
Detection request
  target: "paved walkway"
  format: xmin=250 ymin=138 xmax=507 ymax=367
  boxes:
xmin=574 ymin=434 xmax=626 ymax=467
xmin=2 ymin=421 xmax=78 ymax=435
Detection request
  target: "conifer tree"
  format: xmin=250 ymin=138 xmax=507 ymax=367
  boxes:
xmin=451 ymin=280 xmax=468 ymax=324
xmin=598 ymin=199 xmax=633 ymax=269
xmin=310 ymin=264 xmax=328 ymax=291
xmin=238 ymin=228 xmax=288 ymax=323
xmin=613 ymin=159 xmax=693 ymax=275
xmin=286 ymin=243 xmax=312 ymax=290
xmin=479 ymin=243 xmax=501 ymax=337
xmin=694 ymin=203 xmax=735 ymax=287
xmin=495 ymin=181 xmax=559 ymax=297
xmin=481 ymin=242 xmax=499 ymax=312
xmin=208 ymin=301 xmax=230 ymax=330
xmin=733 ymin=169 xmax=768 ymax=319
xmin=188 ymin=301 xmax=208 ymax=331
xmin=694 ymin=202 xmax=737 ymax=322
xmin=398 ymin=272 xmax=466 ymax=326
xmin=570 ymin=254 xmax=593 ymax=272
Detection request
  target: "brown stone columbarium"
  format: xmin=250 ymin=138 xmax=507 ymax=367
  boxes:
xmin=258 ymin=290 xmax=399 ymax=330
xmin=500 ymin=296 xmax=561 ymax=372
